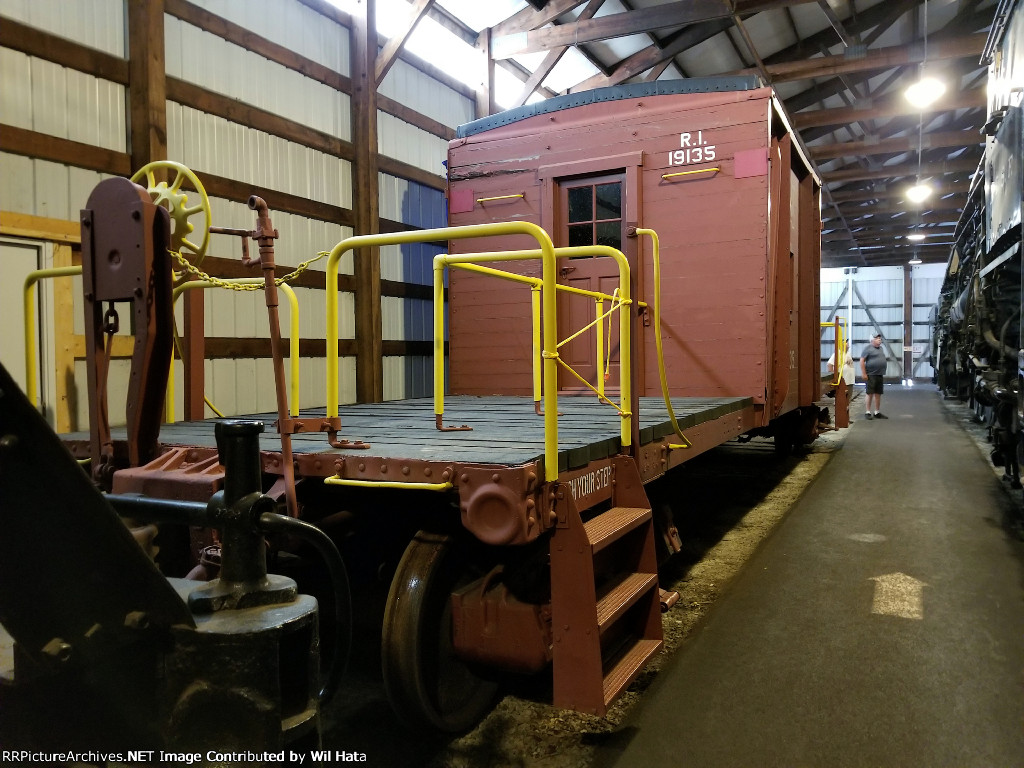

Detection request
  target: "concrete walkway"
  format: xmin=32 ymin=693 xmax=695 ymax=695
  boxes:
xmin=595 ymin=387 xmax=1024 ymax=768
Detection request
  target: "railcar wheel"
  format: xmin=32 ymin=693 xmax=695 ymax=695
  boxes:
xmin=382 ymin=531 xmax=498 ymax=732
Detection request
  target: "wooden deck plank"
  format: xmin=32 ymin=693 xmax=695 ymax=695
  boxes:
xmin=66 ymin=396 xmax=752 ymax=470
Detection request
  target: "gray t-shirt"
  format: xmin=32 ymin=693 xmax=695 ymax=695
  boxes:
xmin=861 ymin=344 xmax=886 ymax=376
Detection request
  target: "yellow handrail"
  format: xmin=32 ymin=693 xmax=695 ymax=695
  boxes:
xmin=22 ymin=266 xmax=302 ymax=423
xmin=662 ymin=167 xmax=720 ymax=180
xmin=820 ymin=317 xmax=846 ymax=387
xmin=532 ymin=286 xmax=542 ymax=405
xmin=170 ymin=279 xmax=301 ymax=420
xmin=324 ymin=476 xmax=453 ymax=491
xmin=23 ymin=266 xmax=83 ymax=408
xmin=445 ymin=258 xmax=633 ymax=410
xmin=326 ymin=223 xmax=563 ymax=481
xmin=556 ymin=294 xmax=624 ymax=350
xmin=436 ymin=244 xmax=633 ymax=454
xmin=476 ymin=194 xmax=524 ymax=203
xmin=636 ymin=228 xmax=690 ymax=449
xmin=440 ymin=260 xmax=625 ymax=411
xmin=596 ymin=297 xmax=605 ymax=398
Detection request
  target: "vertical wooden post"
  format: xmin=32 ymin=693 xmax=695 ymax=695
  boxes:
xmin=351 ymin=0 xmax=383 ymax=403
xmin=904 ymin=264 xmax=914 ymax=381
xmin=475 ymin=28 xmax=494 ymax=119
xmin=127 ymin=0 xmax=166 ymax=174
xmin=128 ymin=0 xmax=205 ymax=420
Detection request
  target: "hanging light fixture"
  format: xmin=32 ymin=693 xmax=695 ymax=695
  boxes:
xmin=906 ymin=181 xmax=933 ymax=202
xmin=908 ymin=255 xmax=923 ymax=265
xmin=906 ymin=0 xmax=938 ymax=212
xmin=906 ymin=77 xmax=946 ymax=109
xmin=905 ymin=0 xmax=945 ymax=109
xmin=906 ymin=232 xmax=926 ymax=241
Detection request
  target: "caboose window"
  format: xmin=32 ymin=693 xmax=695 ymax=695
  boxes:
xmin=568 ymin=187 xmax=593 ymax=223
xmin=561 ymin=178 xmax=623 ymax=255
xmin=595 ymin=183 xmax=621 ymax=220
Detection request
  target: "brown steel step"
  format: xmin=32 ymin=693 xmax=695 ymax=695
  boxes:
xmin=584 ymin=506 xmax=651 ymax=552
xmin=602 ymin=637 xmax=662 ymax=706
xmin=596 ymin=572 xmax=658 ymax=632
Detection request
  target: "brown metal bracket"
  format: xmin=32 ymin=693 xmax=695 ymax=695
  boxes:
xmin=435 ymin=414 xmax=473 ymax=432
xmin=81 ymin=178 xmax=174 ymax=489
xmin=276 ymin=417 xmax=370 ymax=450
xmin=209 ymin=225 xmax=253 ymax=265
xmin=534 ymin=402 xmax=564 ymax=417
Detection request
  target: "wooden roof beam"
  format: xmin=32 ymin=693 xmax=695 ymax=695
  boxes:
xmin=493 ymin=0 xmax=817 ymax=59
xmin=762 ymin=33 xmax=986 ymax=83
xmin=830 ymin=181 xmax=972 ymax=202
xmin=375 ymin=0 xmax=435 ymax=85
xmin=492 ymin=0 xmax=590 ymax=37
xmin=794 ymin=86 xmax=987 ymax=129
xmin=816 ymin=0 xmax=857 ymax=46
xmin=493 ymin=0 xmax=735 ymax=58
xmin=823 ymin=154 xmax=980 ymax=183
xmin=570 ymin=18 xmax=732 ymax=92
xmin=811 ymin=130 xmax=982 ymax=161
xmin=823 ymin=226 xmax=957 ymax=242
xmin=509 ymin=0 xmax=604 ymax=108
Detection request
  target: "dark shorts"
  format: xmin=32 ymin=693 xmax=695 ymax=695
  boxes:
xmin=866 ymin=374 xmax=884 ymax=395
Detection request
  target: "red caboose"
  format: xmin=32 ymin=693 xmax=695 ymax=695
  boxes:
xmin=446 ymin=78 xmax=822 ymax=449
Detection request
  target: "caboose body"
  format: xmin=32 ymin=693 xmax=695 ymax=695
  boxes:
xmin=445 ymin=79 xmax=822 ymax=446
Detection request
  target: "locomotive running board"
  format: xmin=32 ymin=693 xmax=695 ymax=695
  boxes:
xmin=549 ymin=456 xmax=663 ymax=715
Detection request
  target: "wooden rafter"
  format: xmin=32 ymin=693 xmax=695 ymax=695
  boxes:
xmin=830 ymin=181 xmax=972 ymax=202
xmin=494 ymin=0 xmax=770 ymax=59
xmin=571 ymin=19 xmax=733 ymax=92
xmin=823 ymin=154 xmax=980 ymax=183
xmin=492 ymin=0 xmax=589 ymax=37
xmin=763 ymin=33 xmax=986 ymax=82
xmin=375 ymin=0 xmax=435 ymax=85
xmin=811 ymin=130 xmax=982 ymax=161
xmin=511 ymin=0 xmax=604 ymax=108
xmin=794 ymin=87 xmax=986 ymax=129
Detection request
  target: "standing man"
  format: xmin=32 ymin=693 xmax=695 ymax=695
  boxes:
xmin=860 ymin=333 xmax=888 ymax=420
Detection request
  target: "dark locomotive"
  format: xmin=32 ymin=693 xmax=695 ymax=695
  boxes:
xmin=933 ymin=0 xmax=1024 ymax=496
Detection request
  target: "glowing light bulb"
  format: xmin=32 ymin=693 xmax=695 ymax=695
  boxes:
xmin=905 ymin=77 xmax=946 ymax=109
xmin=906 ymin=233 xmax=926 ymax=241
xmin=906 ymin=183 xmax=933 ymax=203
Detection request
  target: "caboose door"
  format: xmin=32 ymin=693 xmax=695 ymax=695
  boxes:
xmin=556 ymin=174 xmax=627 ymax=392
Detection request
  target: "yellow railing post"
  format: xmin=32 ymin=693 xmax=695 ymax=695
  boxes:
xmin=326 ymin=223 xmax=562 ymax=481
xmin=438 ymin=245 xmax=633 ymax=451
xmin=596 ymin=297 xmax=605 ymax=398
xmin=820 ymin=318 xmax=844 ymax=387
xmin=23 ymin=266 xmax=83 ymax=408
xmin=532 ymin=285 xmax=543 ymax=407
xmin=635 ymin=228 xmax=690 ymax=448
xmin=434 ymin=260 xmax=621 ymax=415
xmin=433 ymin=260 xmax=446 ymax=419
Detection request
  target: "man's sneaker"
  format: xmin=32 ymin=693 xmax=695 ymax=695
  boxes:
xmin=874 ymin=412 xmax=888 ymax=419
xmin=864 ymin=413 xmax=873 ymax=420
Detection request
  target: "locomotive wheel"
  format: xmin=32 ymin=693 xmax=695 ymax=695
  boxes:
xmin=382 ymin=531 xmax=498 ymax=732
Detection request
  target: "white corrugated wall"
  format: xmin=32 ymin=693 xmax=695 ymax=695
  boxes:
xmin=821 ymin=264 xmax=944 ymax=381
xmin=376 ymin=53 xmax=472 ymax=400
xmin=2 ymin=0 xmax=473 ymax=423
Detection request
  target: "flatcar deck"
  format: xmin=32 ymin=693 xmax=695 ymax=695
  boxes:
xmin=76 ymin=395 xmax=753 ymax=472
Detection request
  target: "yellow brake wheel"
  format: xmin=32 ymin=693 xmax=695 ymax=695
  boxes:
xmin=130 ymin=161 xmax=212 ymax=266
